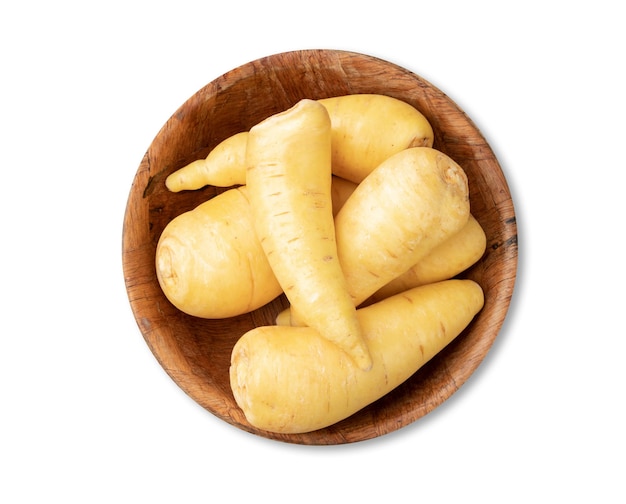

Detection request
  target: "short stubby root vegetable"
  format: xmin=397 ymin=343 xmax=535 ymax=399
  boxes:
xmin=155 ymin=187 xmax=282 ymax=318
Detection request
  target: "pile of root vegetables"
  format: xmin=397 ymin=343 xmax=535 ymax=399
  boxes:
xmin=155 ymin=94 xmax=486 ymax=434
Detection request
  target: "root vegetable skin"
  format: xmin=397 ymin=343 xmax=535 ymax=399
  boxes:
xmin=335 ymin=146 xmax=470 ymax=307
xmin=246 ymin=99 xmax=371 ymax=371
xmin=165 ymin=132 xmax=248 ymax=191
xmin=369 ymin=214 xmax=487 ymax=302
xmin=155 ymin=187 xmax=282 ymax=318
xmin=230 ymin=279 xmax=484 ymax=434
xmin=318 ymin=94 xmax=434 ymax=183
xmin=163 ymin=94 xmax=433 ymax=191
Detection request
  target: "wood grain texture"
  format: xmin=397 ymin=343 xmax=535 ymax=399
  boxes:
xmin=122 ymin=49 xmax=518 ymax=444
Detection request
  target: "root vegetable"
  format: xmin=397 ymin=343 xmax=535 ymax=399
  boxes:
xmin=164 ymin=94 xmax=433 ymax=191
xmin=369 ymin=214 xmax=487 ymax=302
xmin=318 ymin=93 xmax=434 ymax=183
xmin=165 ymin=132 xmax=248 ymax=191
xmin=246 ymin=98 xmax=371 ymax=371
xmin=155 ymin=186 xmax=281 ymax=318
xmin=335 ymin=146 xmax=470 ymax=307
xmin=230 ymin=279 xmax=484 ymax=434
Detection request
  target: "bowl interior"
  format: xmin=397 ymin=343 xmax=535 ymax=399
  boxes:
xmin=122 ymin=49 xmax=518 ymax=445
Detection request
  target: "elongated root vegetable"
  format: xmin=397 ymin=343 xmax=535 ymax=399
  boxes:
xmin=246 ymin=99 xmax=371 ymax=371
xmin=230 ymin=279 xmax=484 ymax=434
xmin=155 ymin=187 xmax=282 ymax=318
xmin=165 ymin=132 xmax=248 ymax=191
xmin=165 ymin=94 xmax=433 ymax=191
xmin=318 ymin=93 xmax=434 ymax=183
xmin=369 ymin=214 xmax=486 ymax=302
xmin=335 ymin=146 xmax=470 ymax=307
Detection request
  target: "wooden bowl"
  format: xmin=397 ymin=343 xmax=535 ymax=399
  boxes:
xmin=122 ymin=49 xmax=518 ymax=445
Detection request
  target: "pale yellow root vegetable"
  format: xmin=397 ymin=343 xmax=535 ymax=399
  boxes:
xmin=246 ymin=98 xmax=371 ymax=371
xmin=335 ymin=146 xmax=470 ymax=307
xmin=155 ymin=186 xmax=282 ymax=318
xmin=230 ymin=279 xmax=484 ymax=434
xmin=165 ymin=132 xmax=248 ymax=191
xmin=318 ymin=93 xmax=434 ymax=183
xmin=274 ymin=307 xmax=292 ymax=326
xmin=165 ymin=94 xmax=433 ymax=191
xmin=369 ymin=214 xmax=487 ymax=302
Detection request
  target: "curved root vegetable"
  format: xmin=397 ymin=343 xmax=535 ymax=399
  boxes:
xmin=230 ymin=279 xmax=484 ymax=434
xmin=335 ymin=146 xmax=470 ymax=307
xmin=318 ymin=93 xmax=434 ymax=183
xmin=369 ymin=214 xmax=486 ymax=302
xmin=165 ymin=132 xmax=248 ymax=191
xmin=246 ymin=98 xmax=371 ymax=371
xmin=155 ymin=187 xmax=282 ymax=318
xmin=165 ymin=94 xmax=433 ymax=191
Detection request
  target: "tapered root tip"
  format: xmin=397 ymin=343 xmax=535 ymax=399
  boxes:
xmin=352 ymin=347 xmax=373 ymax=372
xmin=165 ymin=173 xmax=183 ymax=192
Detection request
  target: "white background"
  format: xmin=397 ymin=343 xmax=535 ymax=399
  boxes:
xmin=2 ymin=1 xmax=624 ymax=502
